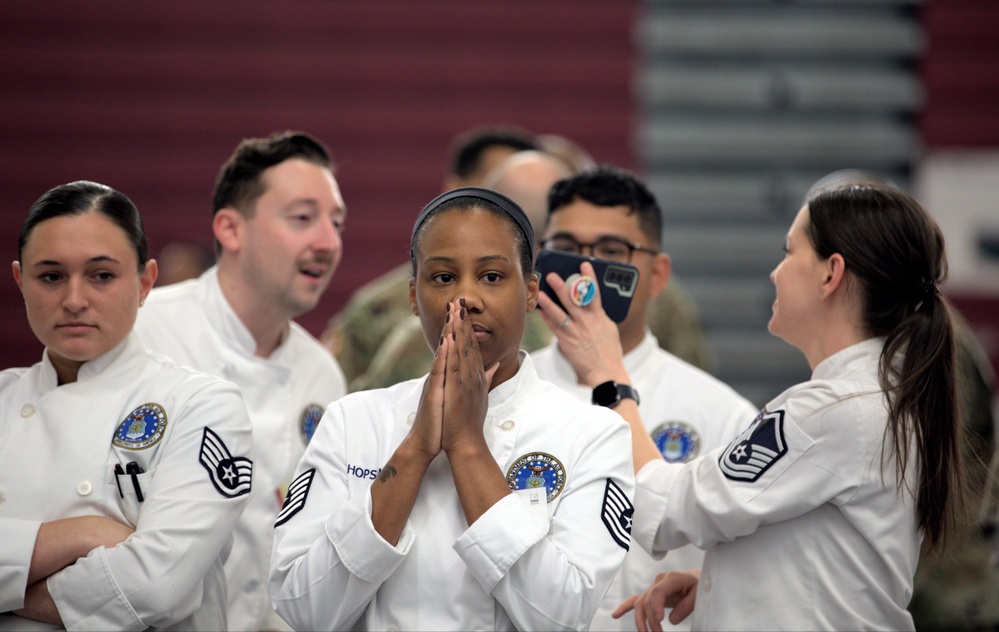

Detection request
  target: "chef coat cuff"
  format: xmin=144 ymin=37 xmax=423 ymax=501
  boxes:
xmin=633 ymin=459 xmax=675 ymax=561
xmin=47 ymin=546 xmax=144 ymax=630
xmin=0 ymin=518 xmax=42 ymax=611
xmin=454 ymin=493 xmax=548 ymax=593
xmin=327 ymin=492 xmax=413 ymax=584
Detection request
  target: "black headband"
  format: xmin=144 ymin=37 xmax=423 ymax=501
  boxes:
xmin=411 ymin=186 xmax=535 ymax=260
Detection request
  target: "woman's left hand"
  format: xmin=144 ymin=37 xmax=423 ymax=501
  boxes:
xmin=536 ymin=260 xmax=628 ymax=387
xmin=613 ymin=569 xmax=700 ymax=632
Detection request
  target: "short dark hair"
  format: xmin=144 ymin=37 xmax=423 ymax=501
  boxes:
xmin=19 ymin=180 xmax=148 ymax=269
xmin=547 ymin=165 xmax=663 ymax=248
xmin=448 ymin=125 xmax=537 ymax=181
xmin=213 ymin=131 xmax=333 ymax=217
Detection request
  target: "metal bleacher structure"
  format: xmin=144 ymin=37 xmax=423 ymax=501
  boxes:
xmin=634 ymin=0 xmax=923 ymax=406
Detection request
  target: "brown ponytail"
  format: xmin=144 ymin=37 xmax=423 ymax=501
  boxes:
xmin=807 ymin=185 xmax=963 ymax=551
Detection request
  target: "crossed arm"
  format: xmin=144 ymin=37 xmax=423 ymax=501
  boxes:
xmin=15 ymin=516 xmax=134 ymax=624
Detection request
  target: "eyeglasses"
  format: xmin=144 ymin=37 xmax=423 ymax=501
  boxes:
xmin=539 ymin=235 xmax=659 ymax=264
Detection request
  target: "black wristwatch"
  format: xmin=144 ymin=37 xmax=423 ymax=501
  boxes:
xmin=591 ymin=381 xmax=640 ymax=408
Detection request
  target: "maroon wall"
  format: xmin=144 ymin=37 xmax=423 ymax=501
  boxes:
xmin=0 ymin=1 xmax=636 ymax=368
xmin=920 ymin=0 xmax=999 ymax=147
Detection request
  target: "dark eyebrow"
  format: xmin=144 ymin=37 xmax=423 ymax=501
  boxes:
xmin=32 ymin=255 xmax=122 ymax=267
xmin=423 ymin=254 xmax=512 ymax=265
xmin=547 ymin=231 xmax=632 ymax=243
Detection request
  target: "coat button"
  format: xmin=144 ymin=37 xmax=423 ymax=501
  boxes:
xmin=20 ymin=404 xmax=35 ymax=418
xmin=406 ymin=412 xmax=417 ymax=426
xmin=703 ymin=576 xmax=712 ymax=592
xmin=500 ymin=420 xmax=515 ymax=431
xmin=77 ymin=481 xmax=93 ymax=496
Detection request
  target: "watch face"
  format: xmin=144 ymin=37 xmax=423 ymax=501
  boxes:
xmin=593 ymin=381 xmax=620 ymax=407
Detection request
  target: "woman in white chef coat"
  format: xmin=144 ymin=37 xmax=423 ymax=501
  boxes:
xmin=269 ymin=187 xmax=636 ymax=631
xmin=0 ymin=181 xmax=253 ymax=630
xmin=557 ymin=184 xmax=964 ymax=631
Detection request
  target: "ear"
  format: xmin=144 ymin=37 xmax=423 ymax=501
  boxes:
xmin=139 ymin=259 xmax=158 ymax=303
xmin=821 ymin=253 xmax=847 ymax=299
xmin=213 ymin=208 xmax=243 ymax=255
xmin=11 ymin=261 xmax=22 ymax=292
xmin=648 ymin=253 xmax=671 ymax=299
xmin=525 ymin=272 xmax=540 ymax=312
xmin=408 ymin=276 xmax=419 ymax=317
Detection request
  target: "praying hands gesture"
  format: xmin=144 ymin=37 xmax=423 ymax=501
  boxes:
xmin=371 ymin=298 xmax=507 ymax=544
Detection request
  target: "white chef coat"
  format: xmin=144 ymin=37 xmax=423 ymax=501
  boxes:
xmin=269 ymin=353 xmax=636 ymax=631
xmin=632 ymin=338 xmax=920 ymax=631
xmin=532 ymin=330 xmax=758 ymax=631
xmin=0 ymin=332 xmax=252 ymax=631
xmin=134 ymin=266 xmax=346 ymax=631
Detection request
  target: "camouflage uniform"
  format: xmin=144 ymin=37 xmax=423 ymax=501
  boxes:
xmin=908 ymin=313 xmax=999 ymax=631
xmin=325 ymin=263 xmax=714 ymax=392
xmin=320 ymin=263 xmax=414 ymax=385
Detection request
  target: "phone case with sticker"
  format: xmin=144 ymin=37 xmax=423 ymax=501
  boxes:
xmin=535 ymin=250 xmax=639 ymax=323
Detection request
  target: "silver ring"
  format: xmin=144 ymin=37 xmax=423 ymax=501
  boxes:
xmin=557 ymin=316 xmax=570 ymax=330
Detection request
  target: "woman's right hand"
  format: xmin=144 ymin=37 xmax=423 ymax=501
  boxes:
xmin=405 ymin=302 xmax=452 ymax=461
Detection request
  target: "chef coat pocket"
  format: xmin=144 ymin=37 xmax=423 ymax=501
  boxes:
xmin=106 ymin=463 xmax=155 ymax=526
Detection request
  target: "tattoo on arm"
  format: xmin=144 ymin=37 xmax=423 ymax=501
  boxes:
xmin=377 ymin=465 xmax=398 ymax=483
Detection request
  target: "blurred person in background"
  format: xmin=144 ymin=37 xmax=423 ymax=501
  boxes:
xmin=134 ymin=131 xmax=348 ymax=631
xmin=153 ymin=240 xmax=213 ymax=287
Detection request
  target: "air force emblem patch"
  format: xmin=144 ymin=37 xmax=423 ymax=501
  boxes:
xmin=719 ymin=409 xmax=787 ymax=482
xmin=601 ymin=478 xmax=633 ymax=550
xmin=276 ymin=468 xmax=315 ymax=527
xmin=300 ymin=404 xmax=324 ymax=445
xmin=651 ymin=421 xmax=701 ymax=463
xmin=199 ymin=427 xmax=252 ymax=498
xmin=506 ymin=452 xmax=566 ymax=502
xmin=112 ymin=403 xmax=167 ymax=450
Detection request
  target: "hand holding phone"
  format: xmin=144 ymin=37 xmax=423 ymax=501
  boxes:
xmin=535 ymin=250 xmax=639 ymax=323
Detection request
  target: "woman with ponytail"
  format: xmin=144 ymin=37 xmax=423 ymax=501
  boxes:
xmin=613 ymin=184 xmax=963 ymax=631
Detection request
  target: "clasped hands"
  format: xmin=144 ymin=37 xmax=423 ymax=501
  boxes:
xmin=409 ymin=297 xmax=498 ymax=461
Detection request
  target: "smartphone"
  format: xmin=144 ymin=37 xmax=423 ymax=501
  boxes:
xmin=535 ymin=250 xmax=639 ymax=323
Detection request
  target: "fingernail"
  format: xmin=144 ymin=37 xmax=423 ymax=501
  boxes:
xmin=452 ymin=330 xmax=456 ymax=341
xmin=460 ymin=307 xmax=467 ymax=320
xmin=445 ymin=311 xmax=450 ymax=323
xmin=439 ymin=335 xmax=443 ymax=347
xmin=459 ymin=297 xmax=466 ymax=308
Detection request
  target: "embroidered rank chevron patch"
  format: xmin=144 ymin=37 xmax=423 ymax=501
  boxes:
xmin=719 ymin=409 xmax=787 ymax=483
xmin=199 ymin=427 xmax=253 ymax=498
xmin=602 ymin=478 xmax=634 ymax=550
xmin=276 ymin=468 xmax=316 ymax=527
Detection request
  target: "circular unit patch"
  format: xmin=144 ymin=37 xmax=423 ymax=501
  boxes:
xmin=300 ymin=404 xmax=325 ymax=445
xmin=651 ymin=421 xmax=701 ymax=463
xmin=112 ymin=403 xmax=168 ymax=450
xmin=506 ymin=452 xmax=566 ymax=502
